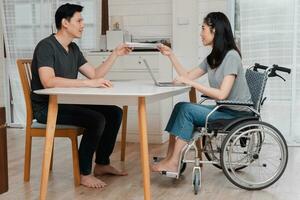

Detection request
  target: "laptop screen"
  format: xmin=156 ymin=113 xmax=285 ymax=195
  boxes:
xmin=142 ymin=59 xmax=159 ymax=85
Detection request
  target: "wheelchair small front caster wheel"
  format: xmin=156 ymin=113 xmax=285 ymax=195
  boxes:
xmin=192 ymin=168 xmax=201 ymax=195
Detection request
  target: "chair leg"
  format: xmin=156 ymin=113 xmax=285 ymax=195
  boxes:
xmin=24 ymin=129 xmax=32 ymax=182
xmin=70 ymin=135 xmax=80 ymax=186
xmin=120 ymin=105 xmax=128 ymax=161
xmin=50 ymin=143 xmax=54 ymax=171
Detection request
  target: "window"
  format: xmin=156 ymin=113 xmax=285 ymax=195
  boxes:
xmin=233 ymin=0 xmax=300 ymax=143
xmin=7 ymin=0 xmax=100 ymax=53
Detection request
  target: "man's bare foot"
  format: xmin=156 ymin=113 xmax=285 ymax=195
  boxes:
xmin=151 ymin=159 xmax=179 ymax=173
xmin=94 ymin=164 xmax=128 ymax=176
xmin=80 ymin=174 xmax=107 ymax=188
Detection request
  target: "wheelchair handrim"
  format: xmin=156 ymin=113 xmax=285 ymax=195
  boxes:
xmin=221 ymin=122 xmax=288 ymax=190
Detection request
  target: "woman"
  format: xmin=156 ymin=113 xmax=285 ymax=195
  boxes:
xmin=152 ymin=12 xmax=252 ymax=173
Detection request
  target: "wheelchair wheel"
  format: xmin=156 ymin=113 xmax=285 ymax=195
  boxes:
xmin=220 ymin=120 xmax=288 ymax=190
xmin=192 ymin=168 xmax=201 ymax=195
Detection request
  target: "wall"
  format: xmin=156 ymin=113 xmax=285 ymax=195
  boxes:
xmin=109 ymin=0 xmax=172 ymax=40
xmin=172 ymin=0 xmax=199 ymax=103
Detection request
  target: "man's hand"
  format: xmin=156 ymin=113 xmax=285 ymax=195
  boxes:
xmin=113 ymin=43 xmax=132 ymax=56
xmin=85 ymin=78 xmax=113 ymax=88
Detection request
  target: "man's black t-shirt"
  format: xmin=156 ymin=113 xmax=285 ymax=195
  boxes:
xmin=31 ymin=34 xmax=87 ymax=105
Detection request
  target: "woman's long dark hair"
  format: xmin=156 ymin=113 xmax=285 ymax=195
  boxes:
xmin=204 ymin=12 xmax=241 ymax=69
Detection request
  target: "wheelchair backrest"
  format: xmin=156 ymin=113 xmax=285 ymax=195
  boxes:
xmin=245 ymin=69 xmax=268 ymax=112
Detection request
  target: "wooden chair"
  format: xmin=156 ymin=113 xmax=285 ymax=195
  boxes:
xmin=17 ymin=59 xmax=129 ymax=186
xmin=17 ymin=59 xmax=83 ymax=186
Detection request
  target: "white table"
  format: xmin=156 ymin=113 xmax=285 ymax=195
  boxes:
xmin=34 ymin=81 xmax=191 ymax=200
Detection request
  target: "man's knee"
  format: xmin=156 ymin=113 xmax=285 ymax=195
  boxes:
xmin=93 ymin=113 xmax=106 ymax=133
xmin=111 ymin=106 xmax=123 ymax=121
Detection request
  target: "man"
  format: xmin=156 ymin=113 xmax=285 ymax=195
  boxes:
xmin=31 ymin=3 xmax=131 ymax=188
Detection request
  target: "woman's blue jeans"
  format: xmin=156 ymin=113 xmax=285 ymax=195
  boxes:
xmin=165 ymin=102 xmax=251 ymax=141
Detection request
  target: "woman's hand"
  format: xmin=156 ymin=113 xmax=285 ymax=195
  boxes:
xmin=174 ymin=76 xmax=193 ymax=86
xmin=86 ymin=78 xmax=113 ymax=88
xmin=157 ymin=44 xmax=173 ymax=57
xmin=113 ymin=43 xmax=133 ymax=56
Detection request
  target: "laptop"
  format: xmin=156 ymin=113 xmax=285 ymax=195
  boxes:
xmin=142 ymin=59 xmax=185 ymax=87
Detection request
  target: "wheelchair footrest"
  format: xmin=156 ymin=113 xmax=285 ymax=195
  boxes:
xmin=161 ymin=171 xmax=180 ymax=179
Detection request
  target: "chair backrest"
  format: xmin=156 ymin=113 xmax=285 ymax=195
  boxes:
xmin=245 ymin=68 xmax=268 ymax=112
xmin=17 ymin=59 xmax=33 ymax=126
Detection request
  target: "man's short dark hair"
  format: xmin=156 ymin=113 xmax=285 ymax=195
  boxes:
xmin=55 ymin=3 xmax=83 ymax=30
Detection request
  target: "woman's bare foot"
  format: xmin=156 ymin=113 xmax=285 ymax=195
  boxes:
xmin=151 ymin=159 xmax=179 ymax=173
xmin=94 ymin=164 xmax=128 ymax=176
xmin=80 ymin=174 xmax=107 ymax=188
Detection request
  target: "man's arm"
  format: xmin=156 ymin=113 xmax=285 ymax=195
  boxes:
xmin=38 ymin=67 xmax=112 ymax=88
xmin=79 ymin=51 xmax=118 ymax=79
xmin=79 ymin=43 xmax=132 ymax=79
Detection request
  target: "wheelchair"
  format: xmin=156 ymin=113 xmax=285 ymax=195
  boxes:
xmin=153 ymin=63 xmax=291 ymax=194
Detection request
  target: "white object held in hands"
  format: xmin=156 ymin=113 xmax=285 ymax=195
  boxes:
xmin=125 ymin=42 xmax=161 ymax=49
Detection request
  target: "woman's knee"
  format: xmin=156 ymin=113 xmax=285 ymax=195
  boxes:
xmin=177 ymin=102 xmax=193 ymax=111
xmin=175 ymin=102 xmax=186 ymax=107
xmin=174 ymin=102 xmax=190 ymax=111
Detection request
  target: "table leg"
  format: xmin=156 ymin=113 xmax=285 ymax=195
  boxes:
xmin=138 ymin=97 xmax=151 ymax=200
xmin=120 ymin=105 xmax=128 ymax=161
xmin=39 ymin=95 xmax=58 ymax=200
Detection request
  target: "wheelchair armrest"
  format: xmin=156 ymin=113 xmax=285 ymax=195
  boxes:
xmin=201 ymin=94 xmax=210 ymax=99
xmin=216 ymin=100 xmax=254 ymax=106
xmin=204 ymin=102 xmax=258 ymax=130
xmin=199 ymin=94 xmax=214 ymax=104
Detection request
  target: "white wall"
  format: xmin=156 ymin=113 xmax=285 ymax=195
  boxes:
xmin=172 ymin=0 xmax=199 ymax=103
xmin=172 ymin=0 xmax=199 ymax=66
xmin=109 ymin=0 xmax=172 ymax=40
